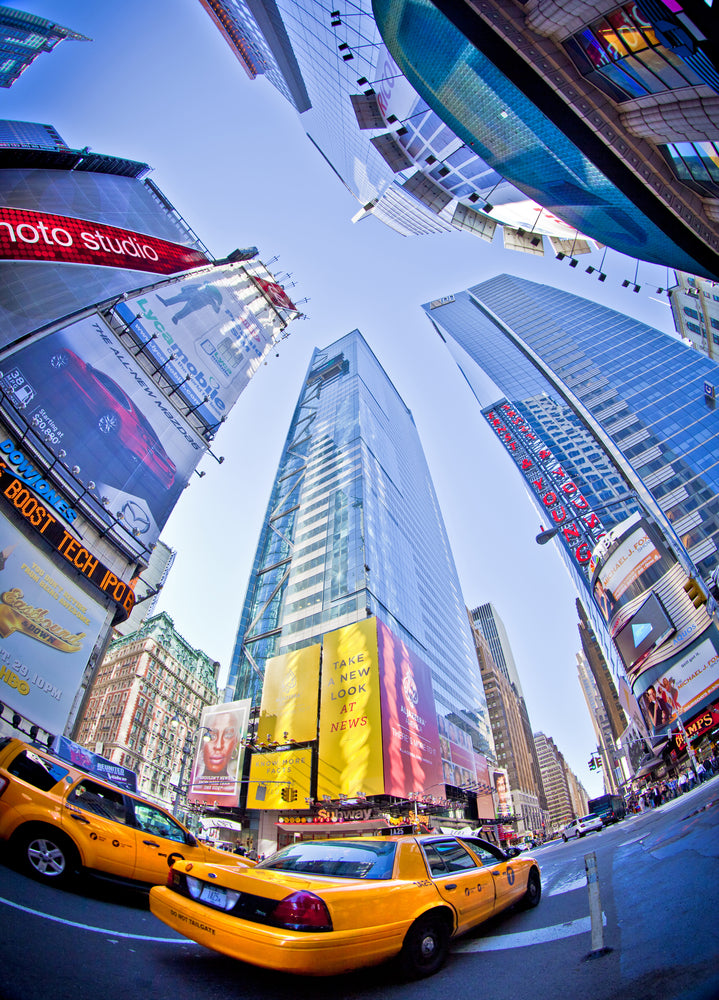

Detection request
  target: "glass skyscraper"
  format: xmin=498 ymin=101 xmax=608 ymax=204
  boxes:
xmin=425 ymin=274 xmax=719 ymax=670
xmin=227 ymin=330 xmax=492 ymax=756
xmin=0 ymin=6 xmax=88 ymax=88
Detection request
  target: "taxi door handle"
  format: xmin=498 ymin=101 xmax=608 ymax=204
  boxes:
xmin=69 ymin=812 xmax=90 ymax=824
xmin=491 ymin=871 xmax=501 ymax=876
xmin=143 ymin=839 xmax=160 ymax=847
xmin=445 ymin=883 xmax=457 ymax=890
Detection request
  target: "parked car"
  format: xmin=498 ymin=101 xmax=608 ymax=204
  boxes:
xmin=561 ymin=813 xmax=603 ymax=841
xmin=0 ymin=737 xmax=250 ymax=888
xmin=150 ymin=833 xmax=542 ymax=978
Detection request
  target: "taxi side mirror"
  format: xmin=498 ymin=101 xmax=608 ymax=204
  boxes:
xmin=185 ymin=832 xmax=197 ymax=847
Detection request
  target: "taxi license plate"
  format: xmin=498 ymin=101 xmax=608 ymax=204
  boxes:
xmin=200 ymin=884 xmax=228 ymax=909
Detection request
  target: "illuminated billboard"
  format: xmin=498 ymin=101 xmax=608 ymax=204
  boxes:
xmin=613 ymin=591 xmax=674 ymax=670
xmin=0 ymin=206 xmax=208 ymax=275
xmin=246 ymin=748 xmax=312 ymax=810
xmin=592 ymin=519 xmax=669 ymax=632
xmin=258 ymin=645 xmax=320 ymax=745
xmin=637 ymin=633 xmax=719 ymax=731
xmin=114 ymin=262 xmax=292 ymax=429
xmin=0 ymin=165 xmax=212 ymax=343
xmin=0 ymin=516 xmax=106 ymax=733
xmin=317 ymin=618 xmax=385 ymax=799
xmin=492 ymin=769 xmax=512 ymax=819
xmin=187 ymin=699 xmax=251 ymax=808
xmin=0 ymin=314 xmax=206 ymax=546
xmin=438 ymin=714 xmax=477 ymax=788
xmin=377 ymin=620 xmax=444 ymax=799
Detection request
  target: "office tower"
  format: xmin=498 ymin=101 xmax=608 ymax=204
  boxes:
xmin=228 ymin=329 xmax=492 ymax=758
xmin=533 ymin=731 xmax=579 ymax=830
xmin=576 ymin=598 xmax=628 ymax=747
xmin=374 ymin=0 xmax=719 ymax=280
xmin=72 ymin=613 xmax=220 ymax=808
xmin=198 ymin=1 xmax=586 ymax=249
xmin=576 ymin=648 xmax=622 ymax=795
xmin=670 ymin=271 xmax=719 ymax=362
xmin=0 ymin=6 xmax=89 ymax=88
xmin=424 ymin=275 xmax=719 ymax=656
xmin=469 ymin=612 xmax=546 ymax=836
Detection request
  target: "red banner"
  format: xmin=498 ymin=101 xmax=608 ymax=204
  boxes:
xmin=0 ymin=206 xmax=209 ymax=275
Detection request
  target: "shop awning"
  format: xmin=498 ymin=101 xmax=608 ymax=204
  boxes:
xmin=276 ymin=819 xmax=390 ymax=834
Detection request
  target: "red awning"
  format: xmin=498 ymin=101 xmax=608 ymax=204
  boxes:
xmin=276 ymin=818 xmax=391 ymax=834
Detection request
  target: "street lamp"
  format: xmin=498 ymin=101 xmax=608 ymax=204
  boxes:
xmin=535 ymin=492 xmax=637 ymax=546
xmin=171 ymin=720 xmax=212 ymax=818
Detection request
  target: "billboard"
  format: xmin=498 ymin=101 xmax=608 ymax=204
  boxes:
xmin=186 ymin=699 xmax=251 ymax=808
xmin=51 ymin=735 xmax=137 ymax=791
xmin=317 ymin=618 xmax=385 ymax=799
xmin=0 ymin=206 xmax=208 ymax=275
xmin=114 ymin=263 xmax=289 ymax=429
xmin=438 ymin=714 xmax=477 ymax=788
xmin=613 ymin=591 xmax=675 ymax=670
xmin=377 ymin=619 xmax=444 ymax=799
xmin=0 ymin=168 xmax=211 ymax=342
xmin=0 ymin=314 xmax=205 ymax=546
xmin=246 ymin=748 xmax=312 ymax=810
xmin=0 ymin=517 xmax=106 ymax=733
xmin=592 ymin=520 xmax=669 ymax=631
xmin=637 ymin=634 xmax=719 ymax=731
xmin=492 ymin=769 xmax=512 ymax=819
xmin=258 ymin=645 xmax=320 ymax=745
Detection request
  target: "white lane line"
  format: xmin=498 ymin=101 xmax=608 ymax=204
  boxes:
xmin=0 ymin=894 xmax=187 ymax=943
xmin=547 ymin=875 xmax=587 ymax=896
xmin=453 ymin=913 xmax=607 ymax=953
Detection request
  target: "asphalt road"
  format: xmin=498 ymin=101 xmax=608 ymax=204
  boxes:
xmin=1 ymin=777 xmax=717 ymax=1000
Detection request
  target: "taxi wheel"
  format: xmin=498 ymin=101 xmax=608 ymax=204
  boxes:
xmin=562 ymin=835 xmax=568 ymax=842
xmin=17 ymin=826 xmax=78 ymax=885
xmin=519 ymin=868 xmax=542 ymax=910
xmin=399 ymin=913 xmax=450 ymax=978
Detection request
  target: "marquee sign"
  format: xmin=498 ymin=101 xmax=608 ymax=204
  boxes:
xmin=483 ymin=399 xmax=606 ymax=571
xmin=0 ymin=206 xmax=209 ymax=275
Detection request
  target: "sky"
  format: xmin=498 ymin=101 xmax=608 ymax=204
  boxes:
xmin=3 ymin=0 xmax=681 ymax=796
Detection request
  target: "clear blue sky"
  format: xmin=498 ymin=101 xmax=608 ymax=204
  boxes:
xmin=4 ymin=0 xmax=678 ymax=795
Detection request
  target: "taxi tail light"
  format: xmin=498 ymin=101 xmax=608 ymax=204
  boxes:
xmin=167 ymin=866 xmax=182 ymax=890
xmin=271 ymin=891 xmax=332 ymax=932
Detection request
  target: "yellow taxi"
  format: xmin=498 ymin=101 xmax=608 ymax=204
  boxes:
xmin=0 ymin=736 xmax=251 ymax=887
xmin=150 ymin=833 xmax=541 ymax=978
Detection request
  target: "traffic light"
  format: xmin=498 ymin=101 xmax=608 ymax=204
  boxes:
xmin=280 ymin=786 xmax=298 ymax=803
xmin=588 ymin=758 xmax=596 ymax=770
xmin=684 ymin=576 xmax=707 ymax=609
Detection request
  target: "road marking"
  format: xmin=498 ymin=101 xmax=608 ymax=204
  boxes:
xmin=0 ymin=894 xmax=187 ymax=943
xmin=453 ymin=913 xmax=607 ymax=953
xmin=548 ymin=874 xmax=587 ymax=896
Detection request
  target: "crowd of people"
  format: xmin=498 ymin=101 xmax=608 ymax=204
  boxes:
xmin=627 ymin=752 xmax=718 ymax=811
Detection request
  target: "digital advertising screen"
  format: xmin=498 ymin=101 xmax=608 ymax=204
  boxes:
xmin=187 ymin=699 xmax=251 ymax=808
xmin=592 ymin=519 xmax=671 ymax=631
xmin=0 ymin=517 xmax=106 ymax=734
xmin=438 ymin=713 xmax=477 ymax=790
xmin=637 ymin=634 xmax=719 ymax=732
xmin=0 ymin=314 xmax=206 ymax=547
xmin=377 ymin=619 xmax=444 ymax=800
xmin=613 ymin=590 xmax=675 ymax=670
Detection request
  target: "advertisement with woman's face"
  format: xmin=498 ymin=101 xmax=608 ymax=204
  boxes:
xmin=187 ymin=699 xmax=250 ymax=807
xmin=493 ymin=769 xmax=512 ymax=818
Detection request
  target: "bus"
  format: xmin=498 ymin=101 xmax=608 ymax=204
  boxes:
xmin=587 ymin=793 xmax=626 ymax=825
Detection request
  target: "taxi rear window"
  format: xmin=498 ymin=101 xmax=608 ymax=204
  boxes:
xmin=7 ymin=749 xmax=69 ymax=791
xmin=258 ymin=841 xmax=397 ymax=879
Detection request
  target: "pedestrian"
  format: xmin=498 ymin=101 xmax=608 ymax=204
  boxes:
xmin=678 ymin=771 xmax=688 ymax=793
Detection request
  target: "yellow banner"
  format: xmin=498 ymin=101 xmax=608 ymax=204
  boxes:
xmin=318 ymin=617 xmax=385 ymax=798
xmin=246 ymin=748 xmax=312 ymax=810
xmin=258 ymin=645 xmax=321 ymax=744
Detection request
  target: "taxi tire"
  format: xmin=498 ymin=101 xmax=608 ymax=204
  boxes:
xmin=519 ymin=867 xmax=541 ymax=910
xmin=399 ymin=913 xmax=451 ymax=979
xmin=16 ymin=825 xmax=79 ymax=886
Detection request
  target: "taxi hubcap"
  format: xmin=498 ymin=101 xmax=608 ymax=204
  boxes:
xmin=420 ymin=933 xmax=437 ymax=957
xmin=28 ymin=839 xmax=65 ymax=875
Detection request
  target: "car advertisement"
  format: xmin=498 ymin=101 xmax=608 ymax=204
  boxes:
xmin=246 ymin=748 xmax=312 ymax=811
xmin=636 ymin=633 xmax=719 ymax=732
xmin=0 ymin=314 xmax=206 ymax=547
xmin=114 ymin=262 xmax=290 ymax=428
xmin=377 ymin=619 xmax=444 ymax=800
xmin=317 ymin=617 xmax=385 ymax=800
xmin=258 ymin=645 xmax=321 ymax=745
xmin=0 ymin=517 xmax=106 ymax=733
xmin=187 ymin=699 xmax=251 ymax=808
